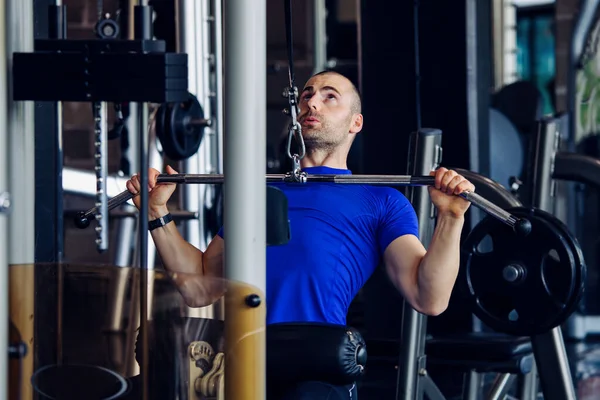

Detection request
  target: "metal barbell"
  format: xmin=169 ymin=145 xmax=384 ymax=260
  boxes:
xmin=74 ymin=173 xmax=532 ymax=236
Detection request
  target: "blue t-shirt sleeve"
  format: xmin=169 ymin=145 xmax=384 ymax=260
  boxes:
xmin=217 ymin=226 xmax=224 ymax=238
xmin=378 ymin=188 xmax=420 ymax=253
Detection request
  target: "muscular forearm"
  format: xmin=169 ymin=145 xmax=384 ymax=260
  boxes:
xmin=148 ymin=206 xmax=204 ymax=276
xmin=416 ymin=213 xmax=465 ymax=315
xmin=149 ymin=206 xmax=225 ymax=307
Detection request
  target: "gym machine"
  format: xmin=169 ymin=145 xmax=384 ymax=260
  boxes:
xmin=8 ymin=1 xmax=268 ymax=400
xmin=357 ymin=124 xmax=584 ymax=400
xmin=425 ymin=113 xmax=594 ymax=400
xmin=364 ymin=117 xmax=591 ymax=400
xmin=364 ymin=129 xmax=536 ymax=400
xmin=521 ymin=114 xmax=600 ymax=341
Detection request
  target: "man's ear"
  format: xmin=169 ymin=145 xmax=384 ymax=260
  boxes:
xmin=350 ymin=114 xmax=363 ymax=134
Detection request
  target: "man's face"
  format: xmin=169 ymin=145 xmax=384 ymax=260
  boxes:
xmin=297 ymin=73 xmax=361 ymax=150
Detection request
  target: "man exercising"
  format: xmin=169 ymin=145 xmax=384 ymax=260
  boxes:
xmin=126 ymin=70 xmax=475 ymax=399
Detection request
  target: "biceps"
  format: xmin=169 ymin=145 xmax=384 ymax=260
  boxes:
xmin=382 ymin=234 xmax=426 ymax=300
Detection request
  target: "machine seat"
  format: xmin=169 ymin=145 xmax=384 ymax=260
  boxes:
xmin=426 ymin=332 xmax=534 ymax=375
xmin=365 ymin=332 xmax=534 ymax=375
xmin=426 ymin=332 xmax=531 ymax=360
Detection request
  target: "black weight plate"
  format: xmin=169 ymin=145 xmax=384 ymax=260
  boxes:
xmin=156 ymin=92 xmax=206 ymax=161
xmin=155 ymin=101 xmax=169 ymax=152
xmin=524 ymin=207 xmax=587 ymax=323
xmin=169 ymin=93 xmax=205 ymax=159
xmin=157 ymin=101 xmax=181 ymax=160
xmin=460 ymin=207 xmax=579 ymax=336
xmin=154 ymin=103 xmax=169 ymax=137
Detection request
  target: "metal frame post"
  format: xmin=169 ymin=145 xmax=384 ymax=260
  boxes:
xmin=530 ymin=328 xmax=576 ymax=400
xmin=214 ymin=0 xmax=224 ymax=175
xmin=466 ymin=0 xmax=493 ymax=233
xmin=7 ymin=1 xmax=35 ymax=264
xmin=395 ymin=128 xmax=442 ymax=400
xmin=312 ymin=0 xmax=328 ymax=73
xmin=223 ymin=0 xmax=266 ymax=309
xmin=0 ymin=0 xmax=8 ymax=397
xmin=105 ymin=132 xmax=162 ymax=377
xmin=111 ymin=103 xmax=162 ymax=271
xmin=526 ymin=116 xmax=560 ymax=212
xmin=9 ymin=1 xmax=36 ymax=394
xmin=111 ymin=12 xmax=141 ymax=271
xmin=133 ymin=2 xmax=152 ymax=399
xmin=33 ymin=3 xmax=64 ymax=265
xmin=526 ymin=117 xmax=576 ymax=400
xmin=223 ymin=0 xmax=267 ymax=398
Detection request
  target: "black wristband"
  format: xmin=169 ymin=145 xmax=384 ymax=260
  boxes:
xmin=148 ymin=213 xmax=173 ymax=231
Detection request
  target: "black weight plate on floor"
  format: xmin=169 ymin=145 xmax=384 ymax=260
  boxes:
xmin=460 ymin=207 xmax=579 ymax=336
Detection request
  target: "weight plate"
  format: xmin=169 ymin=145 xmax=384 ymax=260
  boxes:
xmin=533 ymin=208 xmax=587 ymax=320
xmin=156 ymin=92 xmax=206 ymax=161
xmin=460 ymin=207 xmax=583 ymax=336
xmin=155 ymin=101 xmax=168 ymax=150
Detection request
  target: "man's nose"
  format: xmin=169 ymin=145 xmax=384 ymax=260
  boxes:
xmin=306 ymin=96 xmax=320 ymax=111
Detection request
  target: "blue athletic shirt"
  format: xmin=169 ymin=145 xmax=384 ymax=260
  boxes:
xmin=217 ymin=166 xmax=419 ymax=326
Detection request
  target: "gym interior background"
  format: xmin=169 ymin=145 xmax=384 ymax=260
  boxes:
xmin=4 ymin=0 xmax=600 ymax=399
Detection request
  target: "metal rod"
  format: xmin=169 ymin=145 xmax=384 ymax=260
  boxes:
xmin=156 ymin=173 xmax=430 ymax=184
xmin=462 ymin=371 xmax=481 ymax=400
xmin=520 ymin=361 xmax=538 ymax=400
xmin=213 ymin=0 xmax=224 ymax=174
xmin=0 ymin=0 xmax=8 ymax=399
xmin=48 ymin=5 xmax=67 ymax=39
xmin=312 ymin=0 xmax=328 ymax=73
xmin=178 ymin=0 xmax=205 ymax=254
xmin=531 ymin=328 xmax=576 ymax=400
xmin=134 ymin=5 xmax=152 ymax=40
xmin=74 ymin=173 xmax=529 ymax=234
xmin=199 ymin=0 xmax=219 ymax=254
xmin=460 ymin=191 xmax=518 ymax=225
xmin=137 ymin=103 xmax=149 ymax=400
xmin=176 ymin=0 xmax=219 ymax=321
xmin=134 ymin=6 xmax=152 ymax=400
xmin=67 ymin=209 xmax=199 ymax=220
xmin=396 ymin=129 xmax=441 ymax=400
xmin=8 ymin=0 xmax=35 ymax=397
xmin=487 ymin=373 xmax=515 ymax=400
xmin=93 ymin=102 xmax=109 ymax=252
xmin=527 ymin=114 xmax=577 ymax=400
xmin=224 ymin=0 xmax=267 ymax=398
xmin=189 ymin=118 xmax=211 ymax=127
xmin=527 ymin=116 xmax=560 ymax=212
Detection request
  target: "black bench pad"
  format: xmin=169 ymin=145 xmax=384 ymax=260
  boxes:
xmin=426 ymin=332 xmax=532 ymax=361
xmin=365 ymin=332 xmax=534 ymax=375
xmin=426 ymin=332 xmax=534 ymax=374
